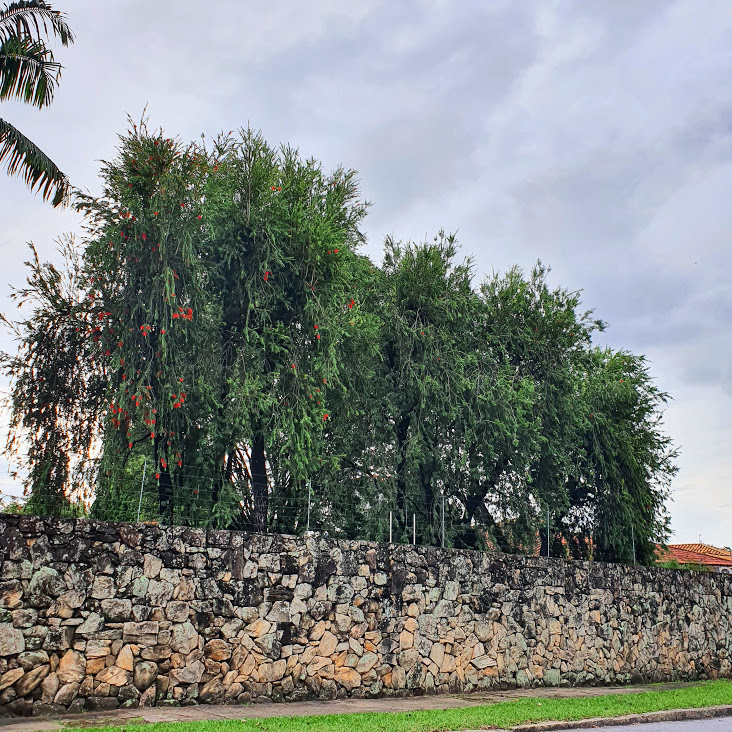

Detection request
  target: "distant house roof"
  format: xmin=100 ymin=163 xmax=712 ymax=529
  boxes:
xmin=671 ymin=543 xmax=732 ymax=561
xmin=661 ymin=544 xmax=732 ymax=568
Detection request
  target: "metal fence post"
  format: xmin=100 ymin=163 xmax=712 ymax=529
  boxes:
xmin=136 ymin=458 xmax=147 ymax=524
xmin=441 ymin=496 xmax=445 ymax=548
xmin=306 ymin=478 xmax=311 ymax=532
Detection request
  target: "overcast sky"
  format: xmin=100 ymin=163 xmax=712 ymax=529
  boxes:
xmin=1 ymin=0 xmax=730 ymax=547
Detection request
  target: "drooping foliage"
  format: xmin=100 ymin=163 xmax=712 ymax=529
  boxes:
xmin=0 ymin=120 xmax=679 ymax=564
xmin=0 ymin=0 xmax=74 ymax=205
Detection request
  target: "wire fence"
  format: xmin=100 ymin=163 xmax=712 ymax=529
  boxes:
xmin=0 ymin=463 xmax=469 ymax=550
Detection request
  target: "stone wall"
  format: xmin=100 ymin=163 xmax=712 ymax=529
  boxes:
xmin=0 ymin=515 xmax=730 ymax=716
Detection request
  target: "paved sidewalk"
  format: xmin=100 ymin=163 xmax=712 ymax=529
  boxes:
xmin=0 ymin=682 xmax=707 ymax=731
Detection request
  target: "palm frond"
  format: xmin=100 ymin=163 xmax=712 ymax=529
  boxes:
xmin=0 ymin=1 xmax=74 ymax=46
xmin=0 ymin=36 xmax=60 ymax=107
xmin=0 ymin=117 xmax=68 ymax=206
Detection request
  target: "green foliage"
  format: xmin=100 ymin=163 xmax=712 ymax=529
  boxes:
xmin=656 ymin=559 xmax=712 ymax=572
xmin=1 ymin=120 xmax=679 ymax=564
xmin=569 ymin=349 xmax=677 ymax=564
xmin=0 ymin=0 xmax=73 ymax=205
xmin=0 ymin=238 xmax=101 ymax=516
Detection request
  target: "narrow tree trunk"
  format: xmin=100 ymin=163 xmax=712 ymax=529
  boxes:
xmin=394 ymin=415 xmax=410 ymax=540
xmin=251 ymin=431 xmax=268 ymax=533
xmin=153 ymin=436 xmax=174 ymax=524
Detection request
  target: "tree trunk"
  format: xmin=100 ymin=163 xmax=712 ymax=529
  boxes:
xmin=153 ymin=436 xmax=174 ymax=524
xmin=394 ymin=415 xmax=411 ymax=540
xmin=251 ymin=431 xmax=268 ymax=533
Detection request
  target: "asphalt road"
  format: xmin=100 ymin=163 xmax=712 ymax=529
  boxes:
xmin=561 ymin=718 xmax=732 ymax=731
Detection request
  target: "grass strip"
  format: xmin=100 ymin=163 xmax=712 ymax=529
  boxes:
xmin=68 ymin=679 xmax=732 ymax=732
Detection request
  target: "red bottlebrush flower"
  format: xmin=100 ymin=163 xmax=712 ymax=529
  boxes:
xmin=150 ymin=432 xmax=154 ymax=439
xmin=271 ymin=186 xmax=276 ymax=191
xmin=154 ymin=211 xmax=159 ymax=216
xmin=214 ymin=165 xmax=218 ymax=171
xmin=155 ymin=140 xmax=160 ymax=146
xmin=173 ymin=402 xmax=180 ymax=408
xmin=193 ymin=489 xmax=199 ymax=495
xmin=171 ymin=293 xmax=176 ymax=297
xmin=348 ymin=299 xmax=355 ymax=308
xmin=316 ymin=334 xmax=320 ymax=340
xmin=291 ymin=364 xmax=296 ymax=369
xmin=141 ymin=233 xmax=147 ymax=241
xmin=161 ymin=329 xmax=166 ymax=334
xmin=323 ymin=413 xmax=329 ymax=420
xmin=314 ymin=325 xmax=318 ymax=329
xmin=197 ymin=215 xmax=202 ymax=220
xmin=328 ymin=250 xmax=332 ymax=254
xmin=155 ymin=472 xmax=160 ymax=479
xmin=264 ymin=272 xmax=269 ymax=281
xmin=334 ymin=249 xmax=339 ymax=253
xmin=161 ymin=459 xmax=167 ymax=469
xmin=173 ymin=313 xmax=179 ymax=319
xmin=122 ymin=374 xmax=127 ymax=381
xmin=178 ymin=378 xmax=184 ymax=382
xmin=119 ymin=341 xmax=123 ymax=347
xmin=180 ymin=202 xmax=185 ymax=208
xmin=323 ymin=379 xmax=327 ymax=383
xmin=132 ymin=216 xmax=136 ymax=222
xmin=129 ymin=443 xmax=133 ymax=449
xmin=178 ymin=460 xmax=182 ymax=467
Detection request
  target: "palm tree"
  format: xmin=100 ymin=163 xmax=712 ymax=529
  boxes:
xmin=0 ymin=1 xmax=73 ymax=207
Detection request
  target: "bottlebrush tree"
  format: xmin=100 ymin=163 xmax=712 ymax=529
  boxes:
xmin=3 ymin=119 xmax=369 ymax=530
xmin=1 ymin=119 xmax=678 ymax=563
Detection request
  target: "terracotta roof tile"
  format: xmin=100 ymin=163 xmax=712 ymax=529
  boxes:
xmin=671 ymin=543 xmax=732 ymax=560
xmin=661 ymin=545 xmax=732 ymax=567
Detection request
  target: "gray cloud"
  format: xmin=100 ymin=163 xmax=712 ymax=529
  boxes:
xmin=1 ymin=0 xmax=731 ymax=544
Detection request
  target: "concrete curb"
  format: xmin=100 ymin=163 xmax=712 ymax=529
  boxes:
xmin=507 ymin=703 xmax=732 ymax=730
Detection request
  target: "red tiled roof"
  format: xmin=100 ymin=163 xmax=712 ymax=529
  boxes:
xmin=661 ymin=545 xmax=732 ymax=567
xmin=671 ymin=543 xmax=732 ymax=560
